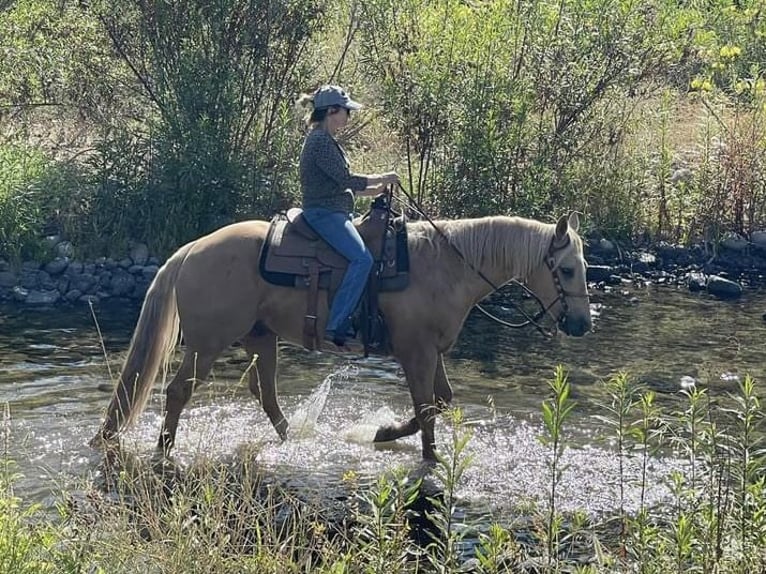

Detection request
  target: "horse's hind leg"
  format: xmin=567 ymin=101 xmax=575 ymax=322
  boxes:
xmin=242 ymin=330 xmax=288 ymax=440
xmin=374 ymin=353 xmax=452 ymax=444
xmin=157 ymin=351 xmax=215 ymax=456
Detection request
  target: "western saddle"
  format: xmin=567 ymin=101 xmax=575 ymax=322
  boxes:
xmin=259 ymin=194 xmax=409 ymax=353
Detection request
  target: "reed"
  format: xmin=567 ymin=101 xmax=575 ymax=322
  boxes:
xmin=3 ymin=367 xmax=766 ymax=572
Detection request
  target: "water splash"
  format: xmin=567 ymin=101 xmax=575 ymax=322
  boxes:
xmin=344 ymin=406 xmax=399 ymax=444
xmin=288 ymin=364 xmax=358 ymax=438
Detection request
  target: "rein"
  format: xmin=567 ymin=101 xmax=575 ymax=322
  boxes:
xmin=392 ymin=183 xmax=572 ymax=337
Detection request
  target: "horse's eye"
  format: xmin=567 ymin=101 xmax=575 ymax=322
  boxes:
xmin=560 ymin=267 xmax=575 ymax=278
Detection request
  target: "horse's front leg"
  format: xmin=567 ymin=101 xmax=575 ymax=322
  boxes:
xmin=398 ymin=345 xmax=439 ymax=460
xmin=373 ymin=352 xmax=451 ymax=446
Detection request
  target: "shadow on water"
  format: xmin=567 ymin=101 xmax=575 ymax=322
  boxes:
xmin=2 ymin=284 xmax=765 ymax=531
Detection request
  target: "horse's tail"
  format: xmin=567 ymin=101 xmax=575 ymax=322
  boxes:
xmin=97 ymin=242 xmax=194 ymax=441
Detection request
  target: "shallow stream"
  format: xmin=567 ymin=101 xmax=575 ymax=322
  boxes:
xmin=2 ymin=284 xmax=765 ymax=522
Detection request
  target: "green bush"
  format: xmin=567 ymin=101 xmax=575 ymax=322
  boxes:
xmin=358 ymin=0 xmax=696 ymax=227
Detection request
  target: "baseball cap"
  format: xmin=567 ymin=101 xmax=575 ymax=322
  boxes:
xmin=312 ymin=85 xmax=363 ymax=111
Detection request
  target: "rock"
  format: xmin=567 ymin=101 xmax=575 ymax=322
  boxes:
xmin=38 ymin=271 xmax=56 ymax=290
xmin=707 ymin=275 xmax=743 ymax=299
xmin=20 ymin=271 xmax=41 ymax=290
xmin=56 ymin=277 xmax=70 ymax=294
xmin=637 ymin=252 xmax=657 ymax=266
xmin=79 ymin=294 xmax=100 ymax=304
xmin=131 ymin=280 xmax=150 ymax=299
xmin=128 ymin=264 xmax=143 ymax=275
xmin=752 ymin=230 xmax=766 ymax=250
xmin=656 ymin=242 xmax=692 ymax=265
xmin=56 ymin=241 xmax=74 ymax=258
xmin=0 ymin=271 xmax=17 ymax=288
xmin=0 ymin=260 xmax=9 ymax=272
xmin=587 ymin=265 xmax=614 ymax=283
xmin=631 ymin=261 xmax=649 ymax=274
xmin=12 ymin=286 xmax=28 ymax=301
xmin=26 ymin=289 xmax=61 ymax=305
xmin=66 ymin=262 xmax=84 ymax=275
xmin=43 ymin=235 xmax=61 ymax=249
xmin=44 ymin=258 xmax=69 ymax=276
xmin=64 ymin=289 xmax=83 ymax=302
xmin=110 ymin=271 xmax=136 ymax=297
xmin=21 ymin=261 xmax=40 ymax=271
xmin=130 ymin=242 xmax=150 ymax=266
xmin=148 ymin=256 xmax=160 ymax=266
xmin=688 ymin=272 xmax=707 ymax=292
xmin=721 ymin=232 xmax=748 ymax=252
xmin=142 ymin=265 xmax=159 ymax=280
xmin=597 ymin=238 xmax=617 ymax=253
xmin=70 ymin=274 xmax=97 ymax=293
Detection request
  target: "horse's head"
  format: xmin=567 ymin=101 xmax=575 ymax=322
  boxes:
xmin=526 ymin=212 xmax=592 ymax=337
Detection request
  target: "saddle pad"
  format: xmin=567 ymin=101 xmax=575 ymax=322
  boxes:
xmin=259 ymin=216 xmax=409 ymax=291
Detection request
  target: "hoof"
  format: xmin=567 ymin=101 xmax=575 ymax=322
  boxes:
xmin=408 ymin=459 xmax=438 ymax=481
xmin=89 ymin=430 xmax=119 ymax=452
xmin=373 ymin=426 xmax=395 ymax=443
xmin=275 ymin=418 xmax=289 ymax=442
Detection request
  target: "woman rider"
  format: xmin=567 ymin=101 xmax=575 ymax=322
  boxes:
xmin=298 ymin=85 xmax=400 ymax=347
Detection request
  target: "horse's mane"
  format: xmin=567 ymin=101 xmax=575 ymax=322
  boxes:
xmin=407 ymin=216 xmax=575 ymax=278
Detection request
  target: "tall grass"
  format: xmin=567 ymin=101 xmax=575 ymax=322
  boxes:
xmin=3 ymin=368 xmax=766 ymax=572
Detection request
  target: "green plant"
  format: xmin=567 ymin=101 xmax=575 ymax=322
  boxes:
xmin=539 ymin=365 xmax=577 ymax=571
xmin=351 ymin=470 xmax=420 ymax=573
xmin=425 ymin=407 xmax=474 ymax=572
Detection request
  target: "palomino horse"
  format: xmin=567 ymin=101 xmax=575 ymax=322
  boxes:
xmin=93 ymin=212 xmax=591 ymax=460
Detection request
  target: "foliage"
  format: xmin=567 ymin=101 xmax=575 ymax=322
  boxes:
xmin=358 ymin=0 xmax=696 ymax=225
xmin=0 ymin=0 xmax=111 ymax=109
xmin=1 ymin=0 xmax=766 ymax=255
xmin=74 ymin=0 xmax=327 ymax=254
xmin=4 ymin=369 xmax=766 ymax=571
xmin=0 ymin=143 xmax=86 ymax=262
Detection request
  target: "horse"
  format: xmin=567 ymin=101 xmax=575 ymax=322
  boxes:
xmin=92 ymin=211 xmax=591 ymax=461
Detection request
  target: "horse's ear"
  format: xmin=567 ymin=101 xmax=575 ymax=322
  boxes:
xmin=555 ymin=214 xmax=569 ymax=241
xmin=568 ymin=211 xmax=580 ymax=233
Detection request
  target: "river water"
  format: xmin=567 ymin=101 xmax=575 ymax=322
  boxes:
xmin=2 ymin=284 xmax=765 ymax=523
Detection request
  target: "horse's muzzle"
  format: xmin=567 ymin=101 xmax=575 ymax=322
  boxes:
xmin=558 ymin=314 xmax=591 ymax=337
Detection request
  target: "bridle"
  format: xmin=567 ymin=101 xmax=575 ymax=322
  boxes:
xmin=537 ymin=234 xmax=591 ymax=335
xmin=392 ymin=183 xmax=587 ymax=337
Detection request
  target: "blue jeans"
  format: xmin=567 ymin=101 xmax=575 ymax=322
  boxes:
xmin=302 ymin=208 xmax=373 ymax=334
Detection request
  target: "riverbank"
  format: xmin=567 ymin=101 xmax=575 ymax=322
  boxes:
xmin=585 ymin=235 xmax=766 ymax=299
xmin=3 ymin=233 xmax=766 ymax=307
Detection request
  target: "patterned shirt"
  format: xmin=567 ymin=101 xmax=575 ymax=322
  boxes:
xmin=300 ymin=127 xmax=368 ymax=213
